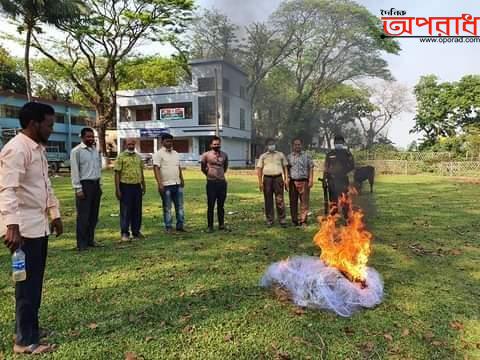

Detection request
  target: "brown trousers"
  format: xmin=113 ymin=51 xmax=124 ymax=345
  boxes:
xmin=263 ymin=175 xmax=286 ymax=224
xmin=289 ymin=180 xmax=310 ymax=225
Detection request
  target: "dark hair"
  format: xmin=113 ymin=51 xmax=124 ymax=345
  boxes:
xmin=265 ymin=138 xmax=275 ymax=145
xmin=19 ymin=102 xmax=55 ymax=129
xmin=209 ymin=136 xmax=221 ymax=145
xmin=334 ymin=135 xmax=345 ymax=143
xmin=162 ymin=133 xmax=173 ymax=140
xmin=292 ymin=138 xmax=303 ymax=144
xmin=80 ymin=127 xmax=95 ymax=138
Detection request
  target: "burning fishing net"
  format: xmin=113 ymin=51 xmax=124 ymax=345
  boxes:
xmin=261 ymin=190 xmax=384 ymax=317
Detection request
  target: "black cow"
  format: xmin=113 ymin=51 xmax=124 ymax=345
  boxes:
xmin=353 ymin=166 xmax=375 ymax=193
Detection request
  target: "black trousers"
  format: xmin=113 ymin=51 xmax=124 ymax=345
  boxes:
xmin=76 ymin=180 xmax=101 ymax=250
xmin=120 ymin=183 xmax=142 ymax=237
xmin=15 ymin=236 xmax=48 ymax=346
xmin=206 ymin=180 xmax=227 ymax=228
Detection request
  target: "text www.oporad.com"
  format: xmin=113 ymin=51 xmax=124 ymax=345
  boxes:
xmin=419 ymin=37 xmax=480 ymax=43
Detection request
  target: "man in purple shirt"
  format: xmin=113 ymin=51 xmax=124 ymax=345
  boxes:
xmin=200 ymin=136 xmax=229 ymax=233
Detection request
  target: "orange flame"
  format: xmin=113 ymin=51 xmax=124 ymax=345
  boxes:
xmin=313 ymin=187 xmax=372 ymax=282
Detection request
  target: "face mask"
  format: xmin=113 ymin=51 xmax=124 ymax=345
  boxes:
xmin=127 ymin=149 xmax=135 ymax=154
xmin=212 ymin=146 xmax=221 ymax=152
xmin=334 ymin=143 xmax=344 ymax=150
xmin=267 ymin=145 xmax=276 ymax=152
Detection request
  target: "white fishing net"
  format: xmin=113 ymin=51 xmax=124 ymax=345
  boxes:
xmin=260 ymin=255 xmax=384 ymax=317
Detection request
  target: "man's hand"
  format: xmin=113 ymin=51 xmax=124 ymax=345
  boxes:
xmin=4 ymin=224 xmax=22 ymax=251
xmin=158 ymin=184 xmax=164 ymax=193
xmin=76 ymin=191 xmax=86 ymax=200
xmin=180 ymin=179 xmax=185 ymax=188
xmin=284 ymin=179 xmax=290 ymax=192
xmin=308 ymin=180 xmax=314 ymax=189
xmin=259 ymin=183 xmax=263 ymax=192
xmin=142 ymin=186 xmax=146 ymax=196
xmin=50 ymin=218 xmax=64 ymax=237
xmin=115 ymin=189 xmax=122 ymax=201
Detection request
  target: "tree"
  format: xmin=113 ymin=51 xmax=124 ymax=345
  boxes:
xmin=117 ymin=56 xmax=186 ymax=90
xmin=30 ymin=0 xmax=193 ymax=154
xmin=357 ymin=81 xmax=412 ymax=149
xmin=314 ymin=84 xmax=372 ymax=149
xmin=273 ymin=0 xmax=400 ymax=138
xmin=0 ymin=0 xmax=85 ymax=100
xmin=0 ymin=45 xmax=26 ymax=93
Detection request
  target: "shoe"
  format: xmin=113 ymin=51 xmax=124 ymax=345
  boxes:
xmin=165 ymin=228 xmax=174 ymax=234
xmin=219 ymin=226 xmax=231 ymax=232
xmin=132 ymin=233 xmax=145 ymax=240
xmin=77 ymin=247 xmax=88 ymax=252
xmin=266 ymin=222 xmax=273 ymax=228
xmin=89 ymin=241 xmax=104 ymax=248
xmin=280 ymin=223 xmax=288 ymax=228
xmin=206 ymin=227 xmax=214 ymax=233
xmin=121 ymin=234 xmax=130 ymax=242
xmin=176 ymin=228 xmax=187 ymax=233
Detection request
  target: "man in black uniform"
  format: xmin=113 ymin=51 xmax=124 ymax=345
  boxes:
xmin=323 ymin=135 xmax=355 ymax=216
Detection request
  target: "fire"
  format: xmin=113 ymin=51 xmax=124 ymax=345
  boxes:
xmin=313 ymin=188 xmax=372 ymax=282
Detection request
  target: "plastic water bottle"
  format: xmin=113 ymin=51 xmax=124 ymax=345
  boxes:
xmin=12 ymin=249 xmax=26 ymax=282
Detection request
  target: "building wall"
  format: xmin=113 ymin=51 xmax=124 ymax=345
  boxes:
xmin=222 ymin=138 xmax=250 ymax=167
xmin=0 ymin=95 xmax=95 ymax=152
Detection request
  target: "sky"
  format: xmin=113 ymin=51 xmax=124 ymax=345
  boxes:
xmin=2 ymin=0 xmax=480 ymax=148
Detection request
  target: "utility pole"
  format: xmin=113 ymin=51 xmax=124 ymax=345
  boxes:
xmin=214 ymin=67 xmax=220 ymax=136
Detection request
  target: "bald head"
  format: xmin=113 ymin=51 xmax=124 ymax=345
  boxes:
xmin=125 ymin=138 xmax=136 ymax=152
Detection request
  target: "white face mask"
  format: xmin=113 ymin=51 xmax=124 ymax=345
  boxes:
xmin=334 ymin=143 xmax=344 ymax=150
xmin=127 ymin=149 xmax=135 ymax=154
xmin=267 ymin=144 xmax=276 ymax=152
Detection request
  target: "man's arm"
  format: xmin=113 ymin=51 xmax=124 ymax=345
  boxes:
xmin=256 ymin=155 xmax=264 ymax=192
xmin=179 ymin=166 xmax=185 ymax=187
xmin=0 ymin=148 xmax=25 ymax=250
xmin=70 ymin=148 xmax=83 ymax=193
xmin=224 ymin=153 xmax=229 ymax=173
xmin=114 ymin=156 xmax=122 ymax=200
xmin=200 ymin=154 xmax=208 ymax=176
xmin=282 ymin=153 xmax=289 ymax=190
xmin=46 ymin=176 xmax=63 ymax=237
xmin=140 ymin=159 xmax=146 ymax=195
xmin=308 ymin=156 xmax=314 ymax=188
xmin=153 ymin=166 xmax=163 ymax=192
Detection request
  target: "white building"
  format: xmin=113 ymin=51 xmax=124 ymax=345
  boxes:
xmin=116 ymin=59 xmax=252 ymax=166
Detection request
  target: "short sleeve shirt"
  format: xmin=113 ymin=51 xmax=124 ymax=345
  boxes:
xmin=256 ymin=151 xmax=288 ymax=176
xmin=288 ymin=152 xmax=314 ymax=180
xmin=114 ymin=151 xmax=143 ymax=184
xmin=152 ymin=148 xmax=181 ymax=186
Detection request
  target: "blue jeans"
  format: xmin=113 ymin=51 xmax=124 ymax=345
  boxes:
xmin=160 ymin=185 xmax=185 ymax=230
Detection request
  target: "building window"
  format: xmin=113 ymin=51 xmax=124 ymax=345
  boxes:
xmin=223 ymin=96 xmax=230 ymax=126
xmin=136 ymin=108 xmax=152 ymax=122
xmin=240 ymin=108 xmax=246 ymax=130
xmin=198 ymin=77 xmax=215 ymax=91
xmin=223 ymin=78 xmax=230 ymax=92
xmin=120 ymin=107 xmax=131 ymax=122
xmin=140 ymin=139 xmax=154 ymax=153
xmin=56 ymin=113 xmax=65 ymax=123
xmin=198 ymin=136 xmax=210 ymax=155
xmin=157 ymin=102 xmax=193 ymax=120
xmin=46 ymin=141 xmax=66 ymax=152
xmin=173 ymin=139 xmax=189 ymax=153
xmin=0 ymin=105 xmax=21 ymax=119
xmin=240 ymin=86 xmax=246 ymax=99
xmin=198 ymin=96 xmax=216 ymax=125
xmin=71 ymin=115 xmax=87 ymax=126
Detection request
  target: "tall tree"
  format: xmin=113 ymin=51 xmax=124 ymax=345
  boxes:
xmin=0 ymin=45 xmax=26 ymax=93
xmin=273 ymin=0 xmax=399 ymax=138
xmin=357 ymin=81 xmax=412 ymax=149
xmin=0 ymin=0 xmax=85 ymax=100
xmin=30 ymin=0 xmax=193 ymax=154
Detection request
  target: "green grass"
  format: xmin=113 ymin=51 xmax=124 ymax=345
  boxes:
xmin=0 ymin=170 xmax=479 ymax=359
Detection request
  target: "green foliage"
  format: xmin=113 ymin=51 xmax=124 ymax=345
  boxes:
xmin=117 ymin=57 xmax=185 ymax=90
xmin=413 ymin=74 xmax=480 ymax=148
xmin=0 ymin=45 xmax=26 ymax=93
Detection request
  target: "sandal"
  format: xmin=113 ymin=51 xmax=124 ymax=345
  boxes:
xmin=14 ymin=343 xmax=56 ymax=354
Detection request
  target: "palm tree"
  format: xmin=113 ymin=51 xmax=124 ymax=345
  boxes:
xmin=0 ymin=0 xmax=85 ymax=100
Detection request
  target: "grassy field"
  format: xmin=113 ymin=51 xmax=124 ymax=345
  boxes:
xmin=0 ymin=170 xmax=479 ymax=359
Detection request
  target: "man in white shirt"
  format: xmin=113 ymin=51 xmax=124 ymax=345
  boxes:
xmin=70 ymin=127 xmax=102 ymax=250
xmin=152 ymin=134 xmax=185 ymax=233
